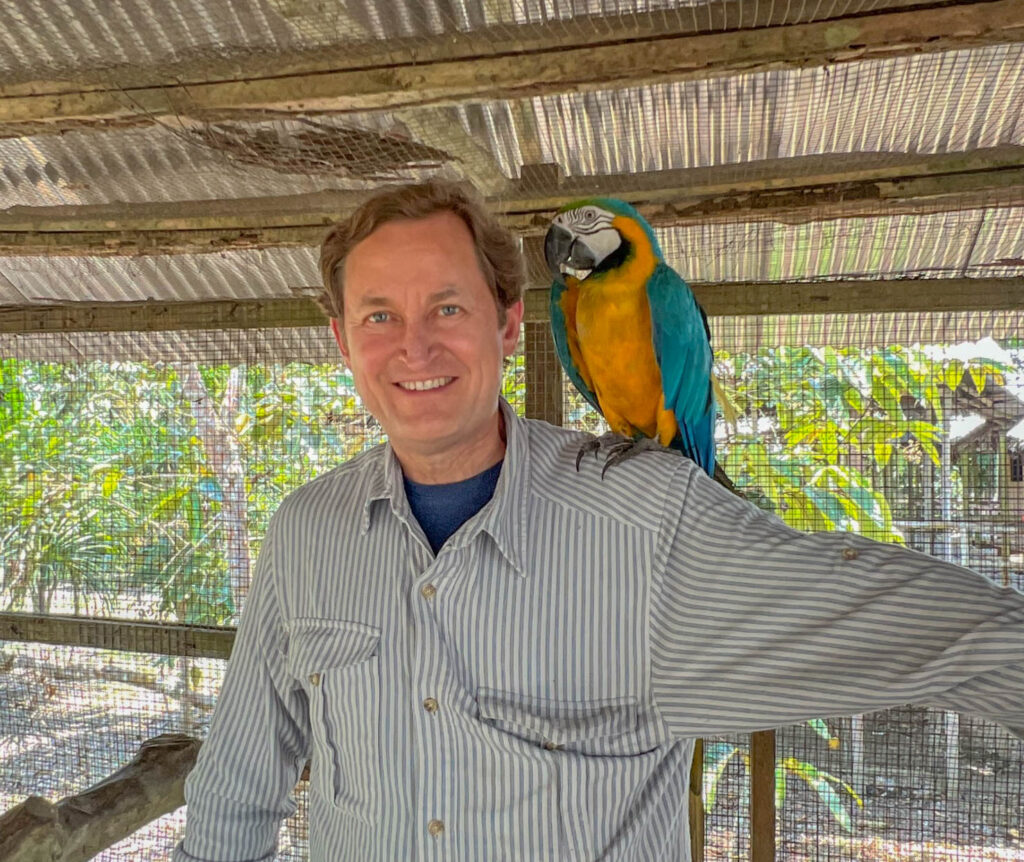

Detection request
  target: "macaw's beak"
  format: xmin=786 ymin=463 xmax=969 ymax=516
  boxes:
xmin=544 ymin=224 xmax=597 ymax=284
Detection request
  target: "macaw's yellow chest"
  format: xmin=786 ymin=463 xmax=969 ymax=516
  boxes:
xmin=574 ymin=283 xmax=667 ymax=440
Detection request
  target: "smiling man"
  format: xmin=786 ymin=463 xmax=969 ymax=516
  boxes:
xmin=175 ymin=180 xmax=1024 ymax=862
xmin=328 ymin=208 xmax=522 ymax=485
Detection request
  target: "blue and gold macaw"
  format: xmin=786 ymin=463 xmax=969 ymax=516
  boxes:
xmin=545 ymin=198 xmax=716 ymax=476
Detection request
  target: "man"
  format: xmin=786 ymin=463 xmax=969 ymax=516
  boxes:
xmin=175 ymin=180 xmax=1024 ymax=862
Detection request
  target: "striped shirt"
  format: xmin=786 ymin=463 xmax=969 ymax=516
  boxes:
xmin=175 ymin=399 xmax=1024 ymax=862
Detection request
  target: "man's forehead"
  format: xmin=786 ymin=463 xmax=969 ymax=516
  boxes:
xmin=352 ymin=286 xmax=462 ymax=309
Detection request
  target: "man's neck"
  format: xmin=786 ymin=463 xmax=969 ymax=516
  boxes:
xmin=395 ymin=413 xmax=508 ymax=485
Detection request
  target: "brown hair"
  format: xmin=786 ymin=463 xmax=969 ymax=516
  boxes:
xmin=318 ymin=180 xmax=524 ymax=324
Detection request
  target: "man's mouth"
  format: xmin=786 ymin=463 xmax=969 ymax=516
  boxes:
xmin=395 ymin=377 xmax=454 ymax=391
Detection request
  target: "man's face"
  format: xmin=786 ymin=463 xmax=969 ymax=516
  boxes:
xmin=331 ymin=211 xmax=523 ymax=472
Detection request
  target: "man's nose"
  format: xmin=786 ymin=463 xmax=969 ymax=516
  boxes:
xmin=400 ymin=320 xmax=434 ymax=363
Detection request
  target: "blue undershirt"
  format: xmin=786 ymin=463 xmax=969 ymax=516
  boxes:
xmin=403 ymin=460 xmax=503 ymax=554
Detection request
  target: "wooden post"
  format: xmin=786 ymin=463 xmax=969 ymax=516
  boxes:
xmin=523 ymin=321 xmax=563 ymax=426
xmin=750 ymin=730 xmax=776 ymax=862
xmin=522 ymin=236 xmax=563 ymax=426
xmin=689 ymin=738 xmax=705 ymax=862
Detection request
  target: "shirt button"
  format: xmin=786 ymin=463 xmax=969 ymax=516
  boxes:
xmin=308 ymin=673 xmax=321 ymax=686
xmin=420 ymin=583 xmax=437 ymax=600
xmin=423 ymin=697 xmax=439 ymax=714
xmin=427 ymin=819 xmax=445 ymax=838
xmin=543 ymin=740 xmax=561 ymax=751
xmin=842 ymin=547 xmax=859 ymax=561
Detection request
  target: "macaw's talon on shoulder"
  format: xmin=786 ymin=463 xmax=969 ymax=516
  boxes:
xmin=575 ymin=432 xmax=632 ymax=471
xmin=600 ymin=436 xmax=666 ymax=479
xmin=575 ymin=436 xmax=602 ymax=471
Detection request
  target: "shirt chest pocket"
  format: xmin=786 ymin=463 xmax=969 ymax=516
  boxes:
xmin=477 ymin=687 xmax=660 ymax=757
xmin=287 ymin=619 xmax=382 ymax=824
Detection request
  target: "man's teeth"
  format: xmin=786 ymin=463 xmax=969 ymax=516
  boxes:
xmin=398 ymin=377 xmax=453 ymax=391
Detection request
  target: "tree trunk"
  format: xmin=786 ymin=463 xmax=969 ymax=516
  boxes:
xmin=176 ymin=364 xmax=251 ymax=611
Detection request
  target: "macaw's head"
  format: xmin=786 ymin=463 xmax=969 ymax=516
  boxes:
xmin=544 ymin=197 xmax=663 ymax=285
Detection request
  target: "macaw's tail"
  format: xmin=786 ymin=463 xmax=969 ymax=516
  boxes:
xmin=673 ymin=410 xmax=716 ymax=477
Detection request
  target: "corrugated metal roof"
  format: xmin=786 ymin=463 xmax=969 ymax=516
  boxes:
xmin=0 ymin=0 xmax=1021 ymax=350
xmin=0 ymin=248 xmax=318 ymax=304
xmin=0 ymin=0 xmax=932 ymax=85
xmin=0 ymin=116 xmax=450 ymax=208
xmin=526 ymin=45 xmax=1024 ymax=183
xmin=2 ymin=204 xmax=1022 ymax=307
xmin=659 ymin=208 xmax=1024 ymax=284
xmin=5 ymin=44 xmax=1022 ymax=206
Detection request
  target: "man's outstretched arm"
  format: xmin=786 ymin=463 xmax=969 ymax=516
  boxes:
xmin=650 ymin=460 xmax=1024 ymax=741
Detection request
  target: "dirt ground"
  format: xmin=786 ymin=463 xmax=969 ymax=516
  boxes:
xmin=2 ymin=644 xmax=1022 ymax=860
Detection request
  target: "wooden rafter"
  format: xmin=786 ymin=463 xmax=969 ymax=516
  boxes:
xmin=2 ymin=277 xmax=1022 ymax=335
xmin=0 ymin=1 xmax=1020 ymax=127
xmin=2 ymin=146 xmax=1024 ymax=256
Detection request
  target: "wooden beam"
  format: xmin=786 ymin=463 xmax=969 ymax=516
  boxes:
xmin=2 ymin=277 xmax=1023 ymax=335
xmin=524 ymin=277 xmax=1024 ymax=322
xmin=0 ymin=0 xmax=942 ymax=100
xmin=0 ymin=612 xmax=235 ymax=660
xmin=0 ymin=1 xmax=1020 ymax=126
xmin=0 ymin=298 xmax=327 ymax=333
xmin=3 ymin=146 xmax=1024 ymax=256
xmin=524 ymin=321 xmax=564 ymax=425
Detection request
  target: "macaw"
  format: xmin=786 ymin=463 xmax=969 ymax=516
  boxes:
xmin=544 ymin=197 xmax=716 ymax=476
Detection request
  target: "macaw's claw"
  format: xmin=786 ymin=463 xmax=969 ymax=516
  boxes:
xmin=575 ymin=436 xmax=602 ymax=471
xmin=575 ymin=431 xmax=632 ymax=471
xmin=600 ymin=435 xmax=666 ymax=478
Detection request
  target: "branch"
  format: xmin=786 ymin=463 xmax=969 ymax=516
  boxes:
xmin=0 ymin=734 xmax=199 ymax=862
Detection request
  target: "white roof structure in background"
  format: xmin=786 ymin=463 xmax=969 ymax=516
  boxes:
xmin=1 ymin=0 xmax=1023 ymax=361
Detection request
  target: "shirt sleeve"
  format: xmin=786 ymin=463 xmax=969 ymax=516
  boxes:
xmin=173 ymin=515 xmax=310 ymax=862
xmin=650 ymin=461 xmax=1024 ymax=742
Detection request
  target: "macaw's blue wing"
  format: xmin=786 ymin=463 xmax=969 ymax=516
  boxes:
xmin=646 ymin=263 xmax=716 ymax=475
xmin=549 ymin=279 xmax=601 ymax=414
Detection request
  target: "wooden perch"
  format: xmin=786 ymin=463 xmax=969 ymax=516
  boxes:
xmin=0 ymin=734 xmax=199 ymax=862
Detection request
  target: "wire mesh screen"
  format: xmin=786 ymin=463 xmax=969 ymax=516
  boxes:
xmin=0 ymin=329 xmax=526 ymax=861
xmin=560 ymin=314 xmax=1024 ymax=859
xmin=0 ymin=0 xmax=1023 ymax=858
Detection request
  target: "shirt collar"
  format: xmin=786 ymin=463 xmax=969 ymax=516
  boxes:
xmin=360 ymin=444 xmax=405 ymax=534
xmin=358 ymin=399 xmax=530 ymax=577
xmin=467 ymin=398 xmax=529 ymax=577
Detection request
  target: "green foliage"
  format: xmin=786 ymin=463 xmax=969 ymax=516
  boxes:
xmin=0 ymin=354 xmax=530 ymax=624
xmin=704 ymin=737 xmax=864 ymax=832
xmin=701 ymin=342 xmax=1009 ymax=832
xmin=714 ymin=344 xmax=1008 ymax=542
xmin=0 ymin=359 xmax=377 ymax=624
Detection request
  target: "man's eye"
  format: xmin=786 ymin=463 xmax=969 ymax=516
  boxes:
xmin=439 ymin=305 xmax=460 ymax=316
xmin=367 ymin=311 xmax=389 ymax=323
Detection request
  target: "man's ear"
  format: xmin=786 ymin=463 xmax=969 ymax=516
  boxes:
xmin=330 ymin=318 xmax=350 ymax=366
xmin=501 ymin=299 xmax=525 ymax=357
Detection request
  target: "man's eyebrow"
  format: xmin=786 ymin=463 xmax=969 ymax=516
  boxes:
xmin=354 ymin=287 xmax=461 ymax=309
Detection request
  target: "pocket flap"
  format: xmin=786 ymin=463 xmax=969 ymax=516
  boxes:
xmin=286 ymin=618 xmax=381 ymax=676
xmin=478 ymin=688 xmax=638 ymax=747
